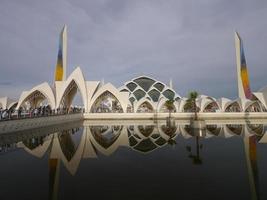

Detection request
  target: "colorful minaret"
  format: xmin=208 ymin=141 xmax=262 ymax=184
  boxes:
xmin=54 ymin=25 xmax=67 ymax=82
xmin=235 ymin=32 xmax=253 ymax=99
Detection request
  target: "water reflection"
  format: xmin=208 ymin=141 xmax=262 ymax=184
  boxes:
xmin=3 ymin=121 xmax=267 ymax=171
xmin=1 ymin=120 xmax=267 ymax=200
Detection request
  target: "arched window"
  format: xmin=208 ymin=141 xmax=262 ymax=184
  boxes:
xmin=153 ymin=82 xmax=164 ymax=92
xmin=133 ymin=89 xmax=146 ymax=100
xmin=126 ymin=82 xmax=137 ymax=91
xmin=148 ymin=89 xmax=160 ymax=102
xmin=162 ymin=89 xmax=175 ymax=100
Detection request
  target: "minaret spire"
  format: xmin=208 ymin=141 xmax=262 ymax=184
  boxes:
xmin=54 ymin=25 xmax=67 ymax=82
xmin=234 ymin=31 xmax=252 ymax=99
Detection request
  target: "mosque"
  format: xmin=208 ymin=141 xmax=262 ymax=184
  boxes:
xmin=1 ymin=25 xmax=267 ymax=114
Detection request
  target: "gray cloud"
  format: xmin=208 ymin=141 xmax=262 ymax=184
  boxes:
xmin=0 ymin=0 xmax=267 ymax=99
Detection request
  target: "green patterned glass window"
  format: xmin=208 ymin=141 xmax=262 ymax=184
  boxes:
xmin=133 ymin=89 xmax=146 ymax=100
xmin=162 ymin=89 xmax=175 ymax=100
xmin=133 ymin=77 xmax=155 ymax=91
xmin=148 ymin=89 xmax=160 ymax=102
xmin=153 ymin=82 xmax=164 ymax=92
xmin=129 ymin=97 xmax=136 ymax=104
xmin=126 ymin=82 xmax=137 ymax=91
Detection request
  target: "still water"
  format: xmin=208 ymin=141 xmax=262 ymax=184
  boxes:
xmin=0 ymin=120 xmax=267 ymax=200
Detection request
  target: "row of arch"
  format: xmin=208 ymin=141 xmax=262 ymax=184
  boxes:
xmin=128 ymin=96 xmax=266 ymax=113
xmin=2 ymin=67 xmax=267 ymax=113
xmin=13 ymin=67 xmax=129 ymax=113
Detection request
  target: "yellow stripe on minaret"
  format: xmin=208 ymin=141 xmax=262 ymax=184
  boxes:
xmin=55 ymin=64 xmax=63 ymax=81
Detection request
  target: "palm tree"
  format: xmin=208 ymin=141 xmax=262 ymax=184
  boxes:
xmin=164 ymin=99 xmax=175 ymax=118
xmin=186 ymin=91 xmax=199 ymax=120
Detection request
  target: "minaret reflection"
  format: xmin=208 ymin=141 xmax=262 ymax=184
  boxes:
xmin=244 ymin=123 xmax=264 ymax=200
xmin=49 ymin=156 xmax=60 ymax=200
xmin=48 ymin=128 xmax=82 ymax=200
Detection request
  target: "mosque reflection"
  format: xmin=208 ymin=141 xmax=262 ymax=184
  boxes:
xmin=10 ymin=120 xmax=267 ymax=200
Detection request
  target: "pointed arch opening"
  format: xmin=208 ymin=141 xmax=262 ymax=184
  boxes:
xmin=159 ymin=101 xmax=176 ymax=113
xmin=203 ymin=101 xmax=220 ymax=112
xmin=245 ymin=102 xmax=262 ymax=112
xmin=58 ymin=80 xmax=85 ymax=113
xmin=17 ymin=90 xmax=54 ymax=117
xmin=8 ymin=102 xmax=18 ymax=112
xmin=21 ymin=90 xmax=51 ymax=109
xmin=137 ymin=101 xmax=154 ymax=113
xmin=183 ymin=102 xmax=200 ymax=113
xmin=251 ymin=95 xmax=267 ymax=112
xmin=90 ymin=91 xmax=123 ymax=113
xmin=225 ymin=102 xmax=242 ymax=112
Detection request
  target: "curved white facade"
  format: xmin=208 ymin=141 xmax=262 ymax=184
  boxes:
xmin=2 ymin=67 xmax=266 ymax=114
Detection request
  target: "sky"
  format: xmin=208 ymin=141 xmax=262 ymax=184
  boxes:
xmin=0 ymin=0 xmax=267 ymax=100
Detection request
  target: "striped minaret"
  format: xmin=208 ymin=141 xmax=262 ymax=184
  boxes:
xmin=235 ymin=32 xmax=252 ymax=99
xmin=54 ymin=25 xmax=67 ymax=82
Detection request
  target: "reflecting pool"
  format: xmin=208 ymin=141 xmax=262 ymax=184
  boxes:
xmin=0 ymin=120 xmax=267 ymax=200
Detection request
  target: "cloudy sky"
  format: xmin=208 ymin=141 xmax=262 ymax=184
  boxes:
xmin=0 ymin=0 xmax=267 ymax=99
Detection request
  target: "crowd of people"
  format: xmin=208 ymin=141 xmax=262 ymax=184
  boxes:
xmin=0 ymin=106 xmax=84 ymax=121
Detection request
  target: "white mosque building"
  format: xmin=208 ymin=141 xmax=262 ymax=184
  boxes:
xmin=1 ymin=26 xmax=267 ymax=115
